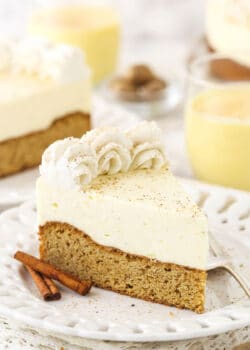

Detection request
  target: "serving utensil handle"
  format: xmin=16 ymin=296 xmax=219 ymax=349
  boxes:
xmin=222 ymin=265 xmax=250 ymax=298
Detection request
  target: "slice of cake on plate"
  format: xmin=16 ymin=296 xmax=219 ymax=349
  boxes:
xmin=37 ymin=122 xmax=208 ymax=313
xmin=0 ymin=37 xmax=91 ymax=177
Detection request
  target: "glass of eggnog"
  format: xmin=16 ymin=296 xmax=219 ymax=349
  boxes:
xmin=185 ymin=53 xmax=250 ymax=191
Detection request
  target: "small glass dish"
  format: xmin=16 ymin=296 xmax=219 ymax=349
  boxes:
xmin=100 ymin=78 xmax=183 ymax=120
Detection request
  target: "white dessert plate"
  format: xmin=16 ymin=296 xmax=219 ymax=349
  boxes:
xmin=0 ymin=96 xmax=140 ymax=207
xmin=0 ymin=179 xmax=249 ymax=342
xmin=0 ymin=168 xmax=39 ymax=207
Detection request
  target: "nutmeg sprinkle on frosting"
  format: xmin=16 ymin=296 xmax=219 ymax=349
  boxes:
xmin=40 ymin=121 xmax=168 ymax=190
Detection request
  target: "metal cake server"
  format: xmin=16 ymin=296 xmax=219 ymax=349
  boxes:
xmin=207 ymin=232 xmax=250 ymax=298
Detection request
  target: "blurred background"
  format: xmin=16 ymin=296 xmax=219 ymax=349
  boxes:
xmin=0 ymin=0 xmax=205 ymax=77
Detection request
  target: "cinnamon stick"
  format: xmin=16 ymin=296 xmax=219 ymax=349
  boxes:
xmin=26 ymin=266 xmax=53 ymax=301
xmin=15 ymin=251 xmax=92 ymax=295
xmin=43 ymin=276 xmax=61 ymax=301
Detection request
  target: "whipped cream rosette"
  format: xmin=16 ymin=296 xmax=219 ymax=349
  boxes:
xmin=82 ymin=127 xmax=132 ymax=175
xmin=40 ymin=122 xmax=168 ymax=189
xmin=127 ymin=122 xmax=167 ymax=170
xmin=62 ymin=141 xmax=98 ymax=186
xmin=40 ymin=138 xmax=97 ymax=189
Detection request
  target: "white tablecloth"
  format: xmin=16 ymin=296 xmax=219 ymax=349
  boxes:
xmin=1 ymin=317 xmax=249 ymax=349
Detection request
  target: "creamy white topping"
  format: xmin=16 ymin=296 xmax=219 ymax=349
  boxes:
xmin=40 ymin=138 xmax=97 ymax=189
xmin=206 ymin=0 xmax=250 ymax=67
xmin=0 ymin=76 xmax=91 ymax=142
xmin=0 ymin=37 xmax=91 ymax=142
xmin=40 ymin=122 xmax=168 ymax=189
xmin=82 ymin=127 xmax=132 ymax=175
xmin=37 ymin=169 xmax=208 ymax=269
xmin=0 ymin=37 xmax=89 ymax=83
xmin=128 ymin=121 xmax=166 ymax=170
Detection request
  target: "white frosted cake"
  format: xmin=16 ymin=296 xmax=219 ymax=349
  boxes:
xmin=0 ymin=37 xmax=91 ymax=177
xmin=37 ymin=122 xmax=208 ymax=313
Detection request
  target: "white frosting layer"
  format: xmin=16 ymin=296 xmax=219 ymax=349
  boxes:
xmin=0 ymin=37 xmax=91 ymax=141
xmin=0 ymin=75 xmax=91 ymax=142
xmin=206 ymin=0 xmax=250 ymax=67
xmin=40 ymin=122 xmax=168 ymax=189
xmin=37 ymin=169 xmax=208 ymax=269
xmin=0 ymin=37 xmax=89 ymax=83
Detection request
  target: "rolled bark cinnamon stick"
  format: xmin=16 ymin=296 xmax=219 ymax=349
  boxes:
xmin=15 ymin=251 xmax=92 ymax=295
xmin=25 ymin=266 xmax=61 ymax=301
xmin=43 ymin=276 xmax=61 ymax=300
xmin=26 ymin=266 xmax=53 ymax=301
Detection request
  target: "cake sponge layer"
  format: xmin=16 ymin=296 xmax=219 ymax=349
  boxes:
xmin=0 ymin=112 xmax=90 ymax=177
xmin=39 ymin=222 xmax=207 ymax=313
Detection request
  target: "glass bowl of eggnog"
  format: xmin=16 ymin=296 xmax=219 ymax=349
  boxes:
xmin=185 ymin=53 xmax=250 ymax=191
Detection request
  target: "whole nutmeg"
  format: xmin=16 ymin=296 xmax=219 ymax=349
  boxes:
xmin=109 ymin=77 xmax=136 ymax=93
xmin=145 ymin=78 xmax=167 ymax=92
xmin=140 ymin=78 xmax=167 ymax=100
xmin=109 ymin=77 xmax=139 ymax=101
xmin=139 ymin=77 xmax=167 ymax=100
xmin=125 ymin=64 xmax=154 ymax=85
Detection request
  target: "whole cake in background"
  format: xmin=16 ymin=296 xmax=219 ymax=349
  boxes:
xmin=37 ymin=122 xmax=209 ymax=313
xmin=206 ymin=0 xmax=250 ymax=80
xmin=0 ymin=38 xmax=91 ymax=177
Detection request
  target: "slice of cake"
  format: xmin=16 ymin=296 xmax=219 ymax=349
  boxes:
xmin=0 ymin=38 xmax=91 ymax=177
xmin=37 ymin=122 xmax=208 ymax=313
xmin=206 ymin=0 xmax=250 ymax=80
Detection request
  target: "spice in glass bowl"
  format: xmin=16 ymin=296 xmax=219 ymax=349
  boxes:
xmin=109 ymin=64 xmax=167 ymax=102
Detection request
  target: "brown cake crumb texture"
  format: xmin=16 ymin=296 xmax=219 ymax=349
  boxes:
xmin=39 ymin=222 xmax=207 ymax=313
xmin=0 ymin=111 xmax=90 ymax=177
